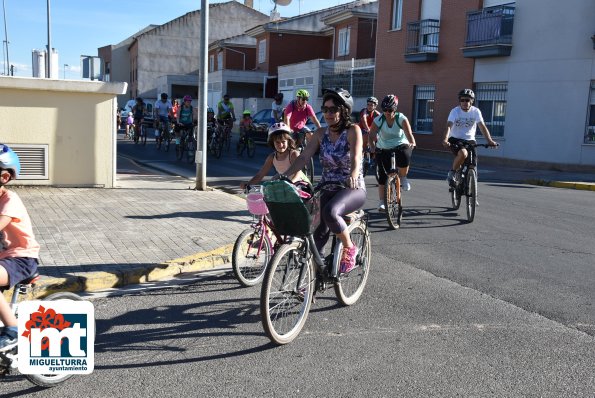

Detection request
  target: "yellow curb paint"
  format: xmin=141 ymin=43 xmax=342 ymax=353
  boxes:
xmin=146 ymin=263 xmax=180 ymax=282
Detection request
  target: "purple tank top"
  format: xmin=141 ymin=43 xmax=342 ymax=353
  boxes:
xmin=319 ymin=128 xmax=364 ymax=187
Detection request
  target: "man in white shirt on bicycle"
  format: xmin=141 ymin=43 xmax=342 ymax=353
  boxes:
xmin=443 ymin=89 xmax=498 ymax=186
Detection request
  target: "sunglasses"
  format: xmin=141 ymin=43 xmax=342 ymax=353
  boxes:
xmin=321 ymin=106 xmax=340 ymax=114
xmin=460 ymin=98 xmax=471 ymax=103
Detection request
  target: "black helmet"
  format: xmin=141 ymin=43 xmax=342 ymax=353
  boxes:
xmin=160 ymin=93 xmax=168 ymax=99
xmin=458 ymin=89 xmax=475 ymax=100
xmin=136 ymin=97 xmax=143 ymax=103
xmin=322 ymin=87 xmax=353 ymax=113
xmin=381 ymin=94 xmax=398 ymax=112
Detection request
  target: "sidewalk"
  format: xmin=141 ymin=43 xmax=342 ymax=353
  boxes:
xmin=7 ymin=150 xmax=594 ymax=299
xmin=9 ymin=172 xmax=251 ymax=299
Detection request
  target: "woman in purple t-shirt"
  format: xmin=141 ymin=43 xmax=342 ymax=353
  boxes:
xmin=280 ymin=88 xmax=365 ymax=274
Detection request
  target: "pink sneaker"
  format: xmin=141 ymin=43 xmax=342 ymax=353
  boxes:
xmin=339 ymin=245 xmax=358 ymax=274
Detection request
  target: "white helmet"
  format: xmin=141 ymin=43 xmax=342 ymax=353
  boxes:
xmin=267 ymin=122 xmax=292 ymax=139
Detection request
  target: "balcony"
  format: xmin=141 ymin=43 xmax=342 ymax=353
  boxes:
xmin=405 ymin=19 xmax=440 ymax=63
xmin=462 ymin=5 xmax=515 ymax=58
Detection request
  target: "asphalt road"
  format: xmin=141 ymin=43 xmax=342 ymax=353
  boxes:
xmin=4 ymin=135 xmax=593 ymax=396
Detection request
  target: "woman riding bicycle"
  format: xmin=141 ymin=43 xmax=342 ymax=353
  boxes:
xmin=280 ymin=88 xmax=365 ymax=273
xmin=176 ymin=95 xmax=195 ymax=141
xmin=368 ymin=94 xmax=416 ymax=211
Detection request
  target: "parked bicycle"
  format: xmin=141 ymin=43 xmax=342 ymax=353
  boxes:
xmin=449 ymin=142 xmax=496 ymax=223
xmin=0 ymin=272 xmax=85 ymax=387
xmin=232 ymin=186 xmax=285 ymax=287
xmin=378 ymin=150 xmax=403 ymax=230
xmin=260 ymin=179 xmax=371 ymax=345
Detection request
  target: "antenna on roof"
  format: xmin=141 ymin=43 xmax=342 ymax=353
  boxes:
xmin=270 ymin=0 xmax=291 ymax=21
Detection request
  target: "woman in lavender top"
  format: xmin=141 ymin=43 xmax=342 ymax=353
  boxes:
xmin=280 ymin=88 xmax=365 ymax=273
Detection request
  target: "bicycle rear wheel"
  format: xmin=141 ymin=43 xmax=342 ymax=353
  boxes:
xmin=384 ymin=176 xmax=402 ymax=230
xmin=24 ymin=292 xmax=84 ymax=387
xmin=260 ymin=241 xmax=314 ymax=345
xmin=466 ymin=168 xmax=477 ymax=222
xmin=247 ymin=138 xmax=256 ymax=158
xmin=334 ymin=222 xmax=371 ymax=306
xmin=232 ymin=228 xmax=272 ymax=287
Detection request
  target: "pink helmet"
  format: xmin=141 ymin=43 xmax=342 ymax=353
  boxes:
xmin=267 ymin=122 xmax=292 ymax=138
xmin=183 ymin=95 xmax=192 ymax=102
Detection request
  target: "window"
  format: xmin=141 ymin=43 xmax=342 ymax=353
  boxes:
xmin=586 ymin=81 xmax=595 ymax=144
xmin=475 ymin=82 xmax=507 ymax=137
xmin=258 ymin=39 xmax=266 ymax=64
xmin=413 ymin=85 xmax=435 ymax=133
xmin=217 ymin=52 xmax=223 ymax=71
xmin=338 ymin=27 xmax=350 ymax=56
xmin=209 ymin=55 xmax=214 ymax=72
xmin=391 ymin=0 xmax=403 ymax=30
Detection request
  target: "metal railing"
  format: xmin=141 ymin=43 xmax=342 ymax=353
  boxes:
xmin=465 ymin=5 xmax=515 ymax=47
xmin=406 ymin=19 xmax=440 ymax=54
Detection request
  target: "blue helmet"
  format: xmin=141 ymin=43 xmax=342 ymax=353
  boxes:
xmin=0 ymin=144 xmax=20 ymax=179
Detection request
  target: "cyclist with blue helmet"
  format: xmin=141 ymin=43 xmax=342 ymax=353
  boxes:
xmin=0 ymin=144 xmax=40 ymax=352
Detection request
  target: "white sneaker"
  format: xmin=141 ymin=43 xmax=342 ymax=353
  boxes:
xmin=377 ymin=202 xmax=386 ymax=212
xmin=401 ymin=177 xmax=411 ymax=191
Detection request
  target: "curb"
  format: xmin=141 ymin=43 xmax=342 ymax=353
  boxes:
xmin=5 ymin=244 xmax=234 ymax=300
xmin=523 ymin=179 xmax=595 ymax=191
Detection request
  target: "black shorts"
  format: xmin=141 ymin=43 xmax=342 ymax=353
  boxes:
xmin=375 ymin=145 xmax=412 ymax=185
xmin=0 ymin=257 xmax=38 ymax=291
xmin=448 ymin=137 xmax=477 ymax=166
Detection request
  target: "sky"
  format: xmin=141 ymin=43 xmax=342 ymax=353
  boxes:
xmin=1 ymin=0 xmax=360 ymax=78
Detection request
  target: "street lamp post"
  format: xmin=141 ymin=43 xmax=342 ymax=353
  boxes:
xmin=63 ymin=63 xmax=68 ymax=79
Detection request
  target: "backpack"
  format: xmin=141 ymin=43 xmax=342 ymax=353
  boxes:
xmin=377 ymin=112 xmax=402 ymax=131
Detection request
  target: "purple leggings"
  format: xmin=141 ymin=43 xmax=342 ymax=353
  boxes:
xmin=314 ymin=188 xmax=367 ymax=252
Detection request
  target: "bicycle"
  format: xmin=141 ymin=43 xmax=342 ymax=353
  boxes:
xmin=449 ymin=142 xmax=497 ymax=223
xmin=218 ymin=118 xmax=233 ymax=153
xmin=294 ymin=128 xmax=315 ymax=183
xmin=175 ymin=124 xmax=192 ymax=161
xmin=0 ymin=272 xmax=85 ymax=387
xmin=378 ymin=149 xmax=403 ymax=230
xmin=236 ymin=129 xmax=256 ymax=158
xmin=260 ymin=179 xmax=371 ymax=345
xmin=208 ymin=125 xmax=223 ymax=159
xmin=362 ymin=145 xmax=375 ymax=177
xmin=186 ymin=126 xmax=197 ymax=164
xmin=232 ymin=186 xmax=285 ymax=287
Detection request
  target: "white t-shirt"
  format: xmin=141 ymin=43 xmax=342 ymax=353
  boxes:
xmin=447 ymin=106 xmax=484 ymax=140
xmin=271 ymin=101 xmax=284 ymax=121
xmin=155 ymin=99 xmax=173 ymax=118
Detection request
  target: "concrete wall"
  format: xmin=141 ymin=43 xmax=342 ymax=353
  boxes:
xmin=0 ymin=77 xmax=126 ymax=187
xmin=474 ymin=0 xmax=595 ymax=166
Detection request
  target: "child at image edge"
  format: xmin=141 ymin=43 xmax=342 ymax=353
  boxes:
xmin=0 ymin=144 xmax=40 ymax=352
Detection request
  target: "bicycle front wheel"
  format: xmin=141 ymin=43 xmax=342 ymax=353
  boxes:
xmin=142 ymin=126 xmax=147 ymax=145
xmin=175 ymin=139 xmax=185 ymax=160
xmin=335 ymin=222 xmax=371 ymax=306
xmin=466 ymin=168 xmax=477 ymax=223
xmin=25 ymin=292 xmax=85 ymax=387
xmin=384 ymin=176 xmax=402 ymax=230
xmin=164 ymin=133 xmax=171 ymax=152
xmin=260 ymin=241 xmax=314 ymax=345
xmin=232 ymin=228 xmax=272 ymax=287
xmin=187 ymin=138 xmax=196 ymax=163
xmin=450 ymin=184 xmax=461 ymax=210
xmin=236 ymin=139 xmax=245 ymax=156
xmin=214 ymin=138 xmax=222 ymax=159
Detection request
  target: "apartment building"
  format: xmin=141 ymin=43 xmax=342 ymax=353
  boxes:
xmin=374 ymin=0 xmax=595 ymax=167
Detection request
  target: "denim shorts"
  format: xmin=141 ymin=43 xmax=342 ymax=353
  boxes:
xmin=0 ymin=257 xmax=39 ymax=290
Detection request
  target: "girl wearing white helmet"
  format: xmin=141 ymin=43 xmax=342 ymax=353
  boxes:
xmin=240 ymin=123 xmax=308 ymax=189
xmin=0 ymin=144 xmax=40 ymax=352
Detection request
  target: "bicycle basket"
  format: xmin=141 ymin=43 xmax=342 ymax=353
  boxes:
xmin=263 ymin=180 xmax=312 ymax=236
xmin=246 ymin=190 xmax=269 ymax=215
